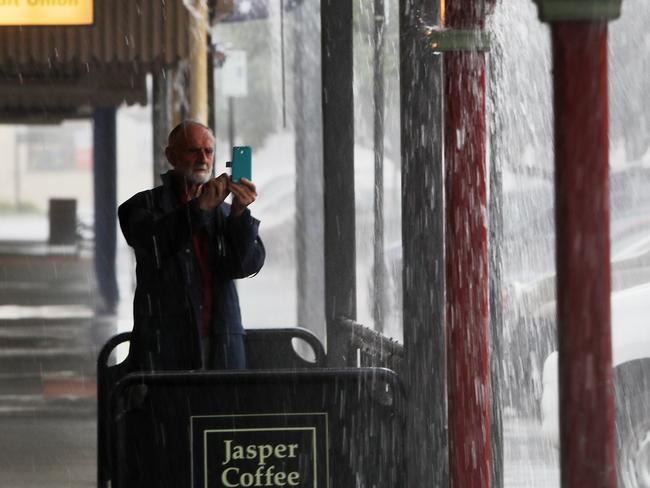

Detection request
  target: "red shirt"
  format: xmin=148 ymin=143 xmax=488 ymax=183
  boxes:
xmin=181 ymin=192 xmax=214 ymax=337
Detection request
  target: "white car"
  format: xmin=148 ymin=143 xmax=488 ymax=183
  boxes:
xmin=541 ymin=282 xmax=650 ymax=487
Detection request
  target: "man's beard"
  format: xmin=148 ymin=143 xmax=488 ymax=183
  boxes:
xmin=185 ymin=167 xmax=211 ymax=186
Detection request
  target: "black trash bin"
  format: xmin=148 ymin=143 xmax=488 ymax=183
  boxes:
xmin=110 ymin=368 xmax=405 ymax=488
xmin=48 ymin=198 xmax=77 ymax=245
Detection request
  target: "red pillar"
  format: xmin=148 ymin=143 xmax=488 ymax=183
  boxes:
xmin=552 ymin=22 xmax=616 ymax=488
xmin=444 ymin=2 xmax=492 ymax=487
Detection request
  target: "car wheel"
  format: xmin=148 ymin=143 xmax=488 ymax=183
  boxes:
xmin=616 ymin=360 xmax=650 ymax=488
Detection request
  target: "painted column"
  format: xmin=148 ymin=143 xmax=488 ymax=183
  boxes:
xmin=441 ymin=1 xmax=494 ymax=486
xmin=399 ymin=0 xmax=446 ymax=485
xmin=294 ymin=0 xmax=325 ymax=347
xmin=532 ymin=1 xmax=622 ymax=486
xmin=321 ymin=0 xmax=356 ymax=365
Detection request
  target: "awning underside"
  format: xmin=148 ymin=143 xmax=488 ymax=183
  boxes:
xmin=0 ymin=0 xmax=192 ymax=116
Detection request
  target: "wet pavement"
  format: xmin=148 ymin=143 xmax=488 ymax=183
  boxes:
xmin=0 ymin=232 xmax=561 ymax=487
xmin=504 ymin=417 xmax=559 ymax=487
xmin=0 ymin=242 xmax=116 ymax=487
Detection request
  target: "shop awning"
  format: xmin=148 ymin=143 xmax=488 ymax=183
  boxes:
xmin=0 ymin=0 xmax=193 ymax=117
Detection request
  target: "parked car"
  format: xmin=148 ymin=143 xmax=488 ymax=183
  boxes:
xmin=540 ymin=282 xmax=650 ymax=487
xmin=504 ymin=202 xmax=650 ymax=415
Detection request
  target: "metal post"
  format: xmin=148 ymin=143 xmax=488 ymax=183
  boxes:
xmin=228 ymin=97 xmax=235 ymax=149
xmin=152 ymin=70 xmax=172 ymax=185
xmin=207 ymin=32 xmax=216 ymax=144
xmin=93 ymin=107 xmax=119 ymax=313
xmin=294 ymin=0 xmax=326 ymax=344
xmin=189 ymin=0 xmax=209 ymax=123
xmin=399 ymin=0 xmax=447 ymax=485
xmin=443 ymin=2 xmax=492 ymax=486
xmin=532 ymin=1 xmax=622 ymax=486
xmin=14 ymin=136 xmax=21 ymax=208
xmin=321 ymin=0 xmax=356 ymax=366
xmin=372 ymin=0 xmax=387 ymax=334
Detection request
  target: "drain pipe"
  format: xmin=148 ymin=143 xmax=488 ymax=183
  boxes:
xmin=532 ymin=1 xmax=622 ymax=486
xmin=433 ymin=0 xmax=495 ymax=486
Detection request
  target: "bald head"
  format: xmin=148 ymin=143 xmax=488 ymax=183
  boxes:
xmin=165 ymin=121 xmax=215 ymax=186
xmin=167 ymin=120 xmax=215 ymax=147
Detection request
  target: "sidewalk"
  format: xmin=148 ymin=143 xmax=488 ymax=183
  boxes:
xmin=0 ymin=214 xmax=563 ymax=487
xmin=0 ymin=231 xmax=121 ymax=487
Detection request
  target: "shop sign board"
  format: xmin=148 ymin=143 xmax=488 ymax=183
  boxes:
xmin=111 ymin=370 xmax=404 ymax=488
xmin=192 ymin=413 xmax=329 ymax=488
xmin=0 ymin=0 xmax=93 ymax=26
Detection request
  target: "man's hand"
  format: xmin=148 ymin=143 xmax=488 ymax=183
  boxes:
xmin=229 ymin=178 xmax=257 ymax=217
xmin=198 ymin=173 xmax=230 ymax=210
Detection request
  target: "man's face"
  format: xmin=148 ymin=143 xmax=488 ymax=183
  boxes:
xmin=166 ymin=124 xmax=215 ymax=186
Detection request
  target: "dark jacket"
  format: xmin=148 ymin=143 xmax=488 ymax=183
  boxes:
xmin=118 ymin=171 xmax=265 ymax=371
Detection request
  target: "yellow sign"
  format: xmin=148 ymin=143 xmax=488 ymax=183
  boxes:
xmin=0 ymin=0 xmax=93 ymax=26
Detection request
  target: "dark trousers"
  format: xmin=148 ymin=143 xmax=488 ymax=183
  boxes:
xmin=202 ymin=333 xmax=246 ymax=370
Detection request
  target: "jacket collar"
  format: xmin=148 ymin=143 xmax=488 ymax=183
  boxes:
xmin=159 ymin=170 xmax=180 ymax=213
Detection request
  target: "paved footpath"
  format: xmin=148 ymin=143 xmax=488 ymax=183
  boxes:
xmin=0 ymin=239 xmax=561 ymax=487
xmin=0 ymin=244 xmax=117 ymax=488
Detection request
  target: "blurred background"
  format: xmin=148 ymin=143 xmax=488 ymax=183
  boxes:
xmin=0 ymin=0 xmax=649 ymax=486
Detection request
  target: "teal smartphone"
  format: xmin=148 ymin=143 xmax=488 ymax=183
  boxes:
xmin=229 ymin=146 xmax=252 ymax=183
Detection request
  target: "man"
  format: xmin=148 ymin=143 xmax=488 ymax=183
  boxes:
xmin=118 ymin=120 xmax=265 ymax=371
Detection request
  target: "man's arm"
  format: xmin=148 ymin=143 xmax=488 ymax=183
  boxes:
xmin=119 ymin=175 xmax=230 ymax=260
xmin=228 ymin=177 xmax=257 ymax=218
xmin=222 ymin=208 xmax=266 ymax=278
xmin=220 ymin=178 xmax=265 ymax=278
xmin=118 ymin=191 xmax=210 ymax=260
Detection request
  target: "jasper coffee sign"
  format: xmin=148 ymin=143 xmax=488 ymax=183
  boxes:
xmin=192 ymin=413 xmax=329 ymax=488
